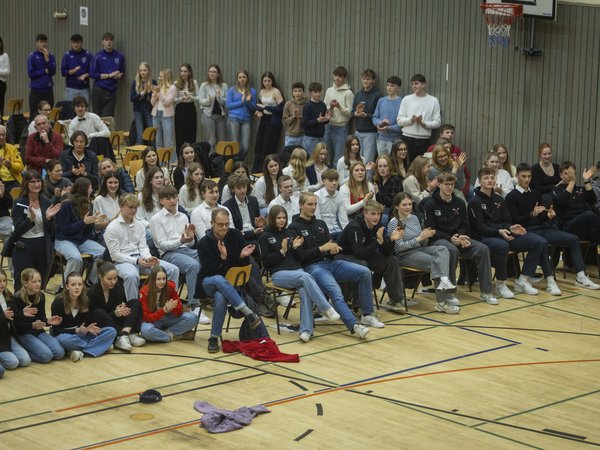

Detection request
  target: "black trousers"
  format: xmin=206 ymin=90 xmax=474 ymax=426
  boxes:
xmin=175 ymin=102 xmax=197 ymax=152
xmin=29 ymin=89 xmax=54 ymax=120
xmin=92 ymin=85 xmax=117 ymax=117
xmin=12 ymin=236 xmax=52 ymax=291
xmin=402 ymin=135 xmax=430 ymax=162
xmin=0 ymin=80 xmax=6 ymax=117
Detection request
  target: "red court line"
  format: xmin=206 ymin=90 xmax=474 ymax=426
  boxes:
xmin=55 ymin=393 xmax=141 ymax=412
xmin=77 ymin=358 xmax=600 ymax=449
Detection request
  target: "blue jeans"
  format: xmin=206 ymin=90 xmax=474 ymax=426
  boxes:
xmin=272 ymin=270 xmax=333 ymax=335
xmin=201 ymin=114 xmax=227 ymax=151
xmin=18 ymin=332 xmax=65 ymax=363
xmin=56 ymin=327 xmax=117 ymax=357
xmin=285 ymin=135 xmax=304 ymax=148
xmin=0 ymin=337 xmax=31 ymax=369
xmin=305 ymin=259 xmax=374 ymax=331
xmin=324 ymin=124 xmax=349 ymax=165
xmin=227 ymin=117 xmax=251 ymax=162
xmin=55 ymin=239 xmax=106 ymax=283
xmin=65 ymin=87 xmax=90 ymax=102
xmin=302 ymin=136 xmax=323 ymax=155
xmin=161 ymin=247 xmax=200 ymax=305
xmin=202 ymin=275 xmax=248 ymax=337
xmin=153 ymin=111 xmax=175 ymax=150
xmin=356 ymin=131 xmax=378 ymax=164
xmin=141 ymin=312 xmax=197 ymax=342
xmin=134 ymin=108 xmax=153 ymax=144
xmin=115 ymin=260 xmax=179 ymax=302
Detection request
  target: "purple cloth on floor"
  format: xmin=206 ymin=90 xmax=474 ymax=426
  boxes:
xmin=194 ymin=400 xmax=270 ymax=433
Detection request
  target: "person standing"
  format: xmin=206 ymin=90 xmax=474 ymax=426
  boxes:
xmin=323 ymin=66 xmax=354 ymax=164
xmin=27 ymin=34 xmax=56 ymax=116
xmin=396 ymin=74 xmax=441 ymax=161
xmin=61 ymin=34 xmax=91 ymax=102
xmin=351 ymin=69 xmax=382 ymax=165
xmin=198 ymin=64 xmax=228 ymax=152
xmin=174 ymin=63 xmax=200 ymax=154
xmin=0 ymin=37 xmax=9 ymax=117
xmin=90 ymin=32 xmax=125 ymax=117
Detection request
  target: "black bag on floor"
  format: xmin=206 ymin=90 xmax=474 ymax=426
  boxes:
xmin=6 ymin=113 xmax=27 ymax=145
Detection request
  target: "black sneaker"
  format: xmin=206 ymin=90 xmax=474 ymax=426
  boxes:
xmin=207 ymin=336 xmax=219 ymax=353
xmin=247 ymin=313 xmax=261 ymax=330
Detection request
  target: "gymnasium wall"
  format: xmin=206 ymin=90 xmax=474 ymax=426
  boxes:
xmin=2 ymin=0 xmax=599 ymax=172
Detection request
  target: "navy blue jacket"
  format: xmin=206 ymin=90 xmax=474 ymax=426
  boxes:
xmin=61 ymin=48 xmax=92 ymax=89
xmin=90 ymin=49 xmax=125 ymax=91
xmin=27 ymin=50 xmax=56 ymax=91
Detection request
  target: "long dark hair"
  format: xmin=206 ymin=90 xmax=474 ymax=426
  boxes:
xmin=261 ymin=71 xmax=280 ymax=90
xmin=146 ymin=266 xmax=168 ymax=312
xmin=262 ymin=154 xmax=281 ymax=205
xmin=175 ymin=63 xmax=194 ymax=91
xmin=141 ymin=146 xmax=159 ymax=174
xmin=0 ymin=37 xmax=4 ymax=55
xmin=98 ymin=170 xmax=120 ymax=197
xmin=267 ymin=204 xmax=287 ymax=231
xmin=19 ymin=170 xmax=43 ymax=199
xmin=177 ymin=142 xmax=198 ymax=169
xmin=184 ymin=162 xmax=204 ymax=202
xmin=142 ymin=166 xmax=162 ymax=212
xmin=66 ymin=177 xmax=92 ymax=219
xmin=206 ymin=64 xmax=222 ymax=84
xmin=60 ymin=272 xmax=89 ymax=314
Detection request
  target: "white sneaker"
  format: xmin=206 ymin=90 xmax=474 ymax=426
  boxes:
xmin=360 ymin=314 xmax=385 ymax=328
xmin=406 ymin=299 xmax=419 ymax=307
xmin=446 ymin=295 xmax=461 ymax=306
xmin=191 ymin=307 xmax=211 ymax=324
xmin=277 ymin=295 xmax=294 ymax=307
xmin=114 ymin=335 xmax=133 ymax=352
xmin=514 ymin=278 xmax=539 ymax=295
xmin=299 ymin=332 xmax=311 ymax=343
xmin=527 ymin=275 xmax=544 ymax=285
xmin=128 ymin=334 xmax=146 ymax=347
xmin=480 ymin=293 xmax=499 ymax=305
xmin=436 ymin=279 xmax=457 ymax=292
xmin=495 ymin=283 xmax=515 ymax=299
xmin=70 ymin=350 xmax=84 ymax=362
xmin=545 ymin=279 xmax=562 ymax=296
xmin=353 ymin=323 xmax=369 ymax=339
xmin=575 ymin=275 xmax=600 ymax=290
xmin=322 ymin=307 xmax=340 ymax=321
xmin=435 ymin=302 xmax=460 ymax=314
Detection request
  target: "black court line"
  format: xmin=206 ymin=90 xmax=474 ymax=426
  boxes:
xmin=543 ymin=428 xmax=587 ymax=440
xmin=288 ymin=380 xmax=308 ymax=391
xmin=347 ymin=390 xmax=600 ymax=447
xmin=294 ymin=429 xmax=314 ymax=441
xmin=315 ymin=403 xmax=323 ymax=416
xmin=383 ymin=323 xmax=600 ymax=337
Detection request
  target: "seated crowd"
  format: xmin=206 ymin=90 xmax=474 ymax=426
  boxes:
xmin=1 ymin=61 xmax=600 ymax=378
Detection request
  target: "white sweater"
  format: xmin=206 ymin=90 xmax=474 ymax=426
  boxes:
xmin=396 ymin=93 xmax=441 ymax=139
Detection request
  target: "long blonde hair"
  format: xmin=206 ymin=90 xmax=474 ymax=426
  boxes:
xmin=135 ymin=62 xmax=151 ymax=94
xmin=288 ymin=147 xmax=307 ymax=186
xmin=347 ymin=161 xmax=370 ymax=198
xmin=406 ymin=156 xmax=430 ymax=190
xmin=17 ymin=268 xmax=41 ymax=306
xmin=184 ymin=162 xmax=204 ymax=203
xmin=158 ymin=69 xmax=173 ymax=92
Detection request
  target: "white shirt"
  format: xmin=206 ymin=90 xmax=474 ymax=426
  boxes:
xmin=267 ymin=195 xmax=299 ymax=225
xmin=339 ymin=182 xmax=376 ymax=216
xmin=189 ymin=201 xmax=233 ymax=240
xmin=92 ymin=195 xmax=119 ymax=220
xmin=253 ymin=176 xmax=278 ymax=209
xmin=178 ymin=185 xmax=203 ymax=213
xmin=474 ymin=168 xmax=514 ymax=198
xmin=136 ymin=192 xmax=161 ymax=226
xmin=236 ymin=196 xmax=253 ymax=232
xmin=0 ymin=53 xmax=10 ymax=82
xmin=68 ymin=112 xmax=110 ymax=140
xmin=22 ymin=205 xmax=44 ymax=239
xmin=135 ymin=167 xmax=170 ymax=191
xmin=149 ymin=207 xmax=192 ymax=256
xmin=315 ymin=187 xmax=349 ymax=234
xmin=396 ymin=93 xmax=441 ymax=139
xmin=105 ymin=215 xmax=152 ymax=264
xmin=336 ymin=156 xmax=365 ymax=186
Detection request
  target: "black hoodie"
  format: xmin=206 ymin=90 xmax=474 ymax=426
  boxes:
xmin=467 ymin=187 xmax=512 ymax=240
xmin=288 ymin=214 xmax=333 ymax=266
xmin=337 ymin=215 xmax=394 ymax=261
xmin=258 ymin=227 xmax=303 ymax=273
xmin=424 ymin=188 xmax=469 ymax=241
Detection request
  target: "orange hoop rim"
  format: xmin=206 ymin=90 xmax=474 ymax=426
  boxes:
xmin=480 ymin=3 xmax=524 ymax=20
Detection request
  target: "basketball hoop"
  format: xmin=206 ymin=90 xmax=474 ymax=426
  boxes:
xmin=480 ymin=3 xmax=523 ymax=48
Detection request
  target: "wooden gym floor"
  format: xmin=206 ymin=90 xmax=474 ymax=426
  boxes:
xmin=1 ymin=267 xmax=599 ymax=449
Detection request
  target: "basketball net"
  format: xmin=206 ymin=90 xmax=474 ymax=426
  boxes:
xmin=480 ymin=3 xmax=523 ymax=48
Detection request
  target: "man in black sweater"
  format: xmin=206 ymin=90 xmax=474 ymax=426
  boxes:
xmin=196 ymin=208 xmax=261 ymax=353
xmin=552 ymin=161 xmax=600 ymax=245
xmin=424 ymin=172 xmax=498 ymax=304
xmin=288 ymin=192 xmax=380 ymax=339
xmin=337 ymin=200 xmax=406 ymax=312
xmin=506 ymin=163 xmax=599 ymax=290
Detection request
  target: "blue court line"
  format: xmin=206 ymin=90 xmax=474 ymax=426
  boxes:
xmin=335 ymin=342 xmax=518 ymax=388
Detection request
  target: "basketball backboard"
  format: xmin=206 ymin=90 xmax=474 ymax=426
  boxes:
xmin=484 ymin=0 xmax=557 ymax=20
